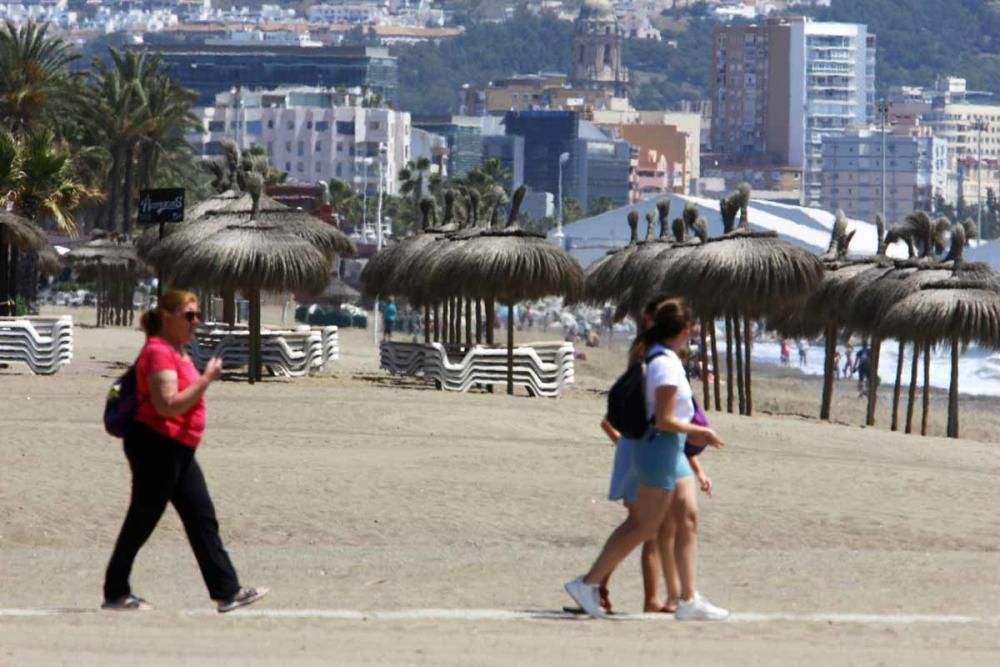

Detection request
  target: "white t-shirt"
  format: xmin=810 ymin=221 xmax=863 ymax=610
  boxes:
xmin=644 ymin=344 xmax=695 ymax=423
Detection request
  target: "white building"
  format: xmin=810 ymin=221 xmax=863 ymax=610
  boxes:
xmin=792 ymin=20 xmax=876 ymax=206
xmin=307 ymin=2 xmax=388 ymax=25
xmin=187 ymin=88 xmax=411 ymax=196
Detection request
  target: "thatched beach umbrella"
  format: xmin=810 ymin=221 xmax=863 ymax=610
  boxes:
xmin=878 ymin=278 xmax=1000 ymax=439
xmin=582 ymin=209 xmax=641 ymax=307
xmin=427 ymin=186 xmax=584 ymax=395
xmin=1 ymin=211 xmax=50 ymax=315
xmin=148 ymin=178 xmax=336 ymax=384
xmin=307 ymin=277 xmax=361 ymax=307
xmin=66 ymin=236 xmax=145 ymax=327
xmin=661 ymin=192 xmax=825 ymax=416
xmin=846 ymin=222 xmax=991 ymax=434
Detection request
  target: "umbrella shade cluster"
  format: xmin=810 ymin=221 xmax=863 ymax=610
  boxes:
xmin=360 ymin=186 xmax=584 ymax=395
xmin=582 ymin=188 xmax=825 ymax=417
xmin=144 ymin=179 xmax=356 ymax=384
xmin=1 ymin=211 xmax=61 ymax=315
xmin=66 ymin=235 xmax=146 ymax=327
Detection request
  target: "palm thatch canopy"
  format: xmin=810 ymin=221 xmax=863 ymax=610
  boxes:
xmin=308 ymin=277 xmax=361 ymax=305
xmin=878 ymin=281 xmax=1000 ymax=347
xmin=662 ymin=228 xmax=825 ymax=319
xmin=581 ymin=209 xmax=641 ymax=306
xmin=426 ymin=187 xmax=583 ymax=305
xmin=38 ymin=246 xmax=61 ymax=276
xmin=66 ymin=237 xmax=142 ymax=273
xmin=0 ymin=211 xmax=48 ymax=252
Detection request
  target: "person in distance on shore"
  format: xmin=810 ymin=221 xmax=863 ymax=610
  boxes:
xmin=566 ymin=298 xmax=728 ymax=620
xmin=102 ymin=289 xmax=267 ymax=613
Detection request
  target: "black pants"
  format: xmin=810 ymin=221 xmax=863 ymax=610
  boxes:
xmin=103 ymin=423 xmax=240 ymax=601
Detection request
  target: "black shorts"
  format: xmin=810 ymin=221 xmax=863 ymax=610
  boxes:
xmin=858 ymin=365 xmax=870 ymax=382
xmin=384 ymin=319 xmax=394 ymax=334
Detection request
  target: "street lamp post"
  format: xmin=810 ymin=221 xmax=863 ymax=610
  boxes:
xmin=973 ymin=118 xmax=988 ymax=241
xmin=877 ymin=99 xmax=889 ymax=220
xmin=555 ymin=151 xmax=570 ymax=248
xmin=373 ymin=143 xmax=386 ymax=345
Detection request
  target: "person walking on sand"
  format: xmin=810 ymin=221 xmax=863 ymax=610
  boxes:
xmin=843 ymin=342 xmax=854 ymax=380
xmin=854 ymin=341 xmax=872 ymax=398
xmin=565 ymin=298 xmax=728 ymax=621
xmin=797 ymin=338 xmax=809 ymax=367
xmin=780 ymin=338 xmax=791 ymax=366
xmin=102 ymin=289 xmax=268 ymax=613
xmin=382 ymin=297 xmax=398 ymax=341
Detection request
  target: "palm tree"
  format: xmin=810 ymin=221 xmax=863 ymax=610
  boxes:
xmin=0 ymin=20 xmax=81 ymax=135
xmin=328 ymin=177 xmax=361 ymax=228
xmin=398 ymin=156 xmax=432 ymax=212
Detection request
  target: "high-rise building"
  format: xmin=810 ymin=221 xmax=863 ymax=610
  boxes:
xmin=142 ymin=44 xmax=398 ymax=107
xmin=711 ymin=17 xmax=876 ymax=206
xmin=503 ymin=110 xmax=630 ymax=209
xmin=819 ymin=128 xmax=949 ymax=223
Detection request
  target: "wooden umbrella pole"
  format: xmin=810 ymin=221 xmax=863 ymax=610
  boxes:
xmin=820 ymin=322 xmax=836 ymax=420
xmin=464 ymin=298 xmax=472 ymax=347
xmin=222 ymin=287 xmax=236 ymax=328
xmin=890 ymin=340 xmax=905 ymax=431
xmin=423 ymin=304 xmax=431 ymax=343
xmin=699 ymin=319 xmax=710 ymax=411
xmin=949 ymin=334 xmax=960 ymax=438
xmin=744 ymin=316 xmax=753 ymax=416
xmin=486 ymin=298 xmax=495 ymax=346
xmin=709 ymin=318 xmax=721 ymax=411
xmin=474 ymin=298 xmax=482 ymax=344
xmin=725 ymin=315 xmax=734 ymax=413
xmin=248 ymin=288 xmax=260 ymax=384
xmin=506 ymin=302 xmax=515 ymax=396
xmin=904 ymin=340 xmax=920 ymax=434
xmin=921 ymin=342 xmax=931 ymax=436
xmin=733 ymin=314 xmax=745 ymax=415
xmin=866 ymin=337 xmax=881 ymax=426
xmin=453 ymin=297 xmax=461 ymax=344
xmin=433 ymin=303 xmax=440 ymax=343
xmin=441 ymin=299 xmax=449 ymax=344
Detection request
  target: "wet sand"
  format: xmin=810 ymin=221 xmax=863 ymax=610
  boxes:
xmin=1 ymin=306 xmax=999 ymax=665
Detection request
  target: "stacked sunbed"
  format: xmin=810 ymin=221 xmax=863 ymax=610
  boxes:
xmin=380 ymin=340 xmax=575 ymax=397
xmin=0 ymin=316 xmax=74 ymax=375
xmin=186 ymin=323 xmax=339 ymax=377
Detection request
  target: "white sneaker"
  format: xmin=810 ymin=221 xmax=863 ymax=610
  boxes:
xmin=675 ymin=593 xmax=729 ymax=621
xmin=564 ymin=576 xmax=608 ymax=618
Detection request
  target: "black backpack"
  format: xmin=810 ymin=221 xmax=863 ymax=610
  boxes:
xmin=606 ymin=350 xmax=665 ymax=440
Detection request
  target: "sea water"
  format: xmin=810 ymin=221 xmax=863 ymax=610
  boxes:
xmin=750 ymin=340 xmax=1000 ymax=398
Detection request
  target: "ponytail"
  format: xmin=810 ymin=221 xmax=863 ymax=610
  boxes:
xmin=140 ymin=309 xmax=162 ymax=337
xmin=638 ymin=298 xmax=692 ymax=350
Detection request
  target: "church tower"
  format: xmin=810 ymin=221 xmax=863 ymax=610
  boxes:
xmin=570 ymin=0 xmax=628 ymax=97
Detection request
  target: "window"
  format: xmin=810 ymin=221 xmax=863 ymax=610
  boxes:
xmin=315 ymin=121 xmax=329 ymax=132
xmin=336 ymin=163 xmax=342 ymax=177
xmin=285 ymin=162 xmax=291 ymax=172
xmin=369 ymin=121 xmax=380 ymax=130
xmin=296 ymin=162 xmax=303 ymax=173
xmin=306 ymin=120 xmax=313 ymax=130
xmin=208 ymin=120 xmax=225 ymax=132
xmin=336 ymin=121 xmax=355 ymax=134
xmin=315 ymin=141 xmax=322 ymax=153
xmin=297 ymin=141 xmax=305 ymax=157
xmin=267 ymin=120 xmax=274 ymax=129
xmin=246 ymin=120 xmax=261 ymax=135
xmin=603 ymin=45 xmax=611 ymax=65
xmin=337 ymin=142 xmax=343 ymax=153
xmin=285 ymin=141 xmax=292 ymax=153
xmin=287 ymin=120 xmax=295 ymax=130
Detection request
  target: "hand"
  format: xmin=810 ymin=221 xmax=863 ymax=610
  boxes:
xmin=701 ymin=427 xmax=724 ymax=449
xmin=698 ymin=474 xmax=713 ymax=497
xmin=203 ymin=356 xmax=223 ymax=383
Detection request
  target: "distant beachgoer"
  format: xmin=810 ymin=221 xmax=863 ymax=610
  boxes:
xmin=780 ymin=338 xmax=791 ymax=366
xmin=854 ymin=342 xmax=872 ymax=398
xmin=843 ymin=343 xmax=854 ymax=379
xmin=102 ymin=289 xmax=267 ymax=613
xmin=382 ymin=297 xmax=398 ymax=341
xmin=565 ymin=298 xmax=728 ymax=621
xmin=797 ymin=339 xmax=809 ymax=367
xmin=833 ymin=348 xmax=842 ymax=379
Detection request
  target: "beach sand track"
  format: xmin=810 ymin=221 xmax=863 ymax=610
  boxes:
xmin=1 ymin=309 xmax=999 ymax=665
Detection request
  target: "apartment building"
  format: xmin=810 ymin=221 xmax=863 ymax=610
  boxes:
xmin=187 ymin=88 xmax=410 ymax=196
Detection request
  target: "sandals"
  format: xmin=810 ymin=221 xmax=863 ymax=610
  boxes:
xmin=101 ymin=594 xmax=153 ymax=611
xmin=217 ymin=586 xmax=269 ymax=614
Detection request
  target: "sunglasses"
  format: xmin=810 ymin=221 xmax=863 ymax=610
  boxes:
xmin=183 ymin=311 xmax=203 ymax=323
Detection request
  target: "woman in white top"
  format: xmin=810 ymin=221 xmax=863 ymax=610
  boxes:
xmin=565 ymin=298 xmax=728 ymax=620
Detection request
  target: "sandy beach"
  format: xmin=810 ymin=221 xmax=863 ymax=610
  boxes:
xmin=2 ymin=306 xmax=999 ymax=665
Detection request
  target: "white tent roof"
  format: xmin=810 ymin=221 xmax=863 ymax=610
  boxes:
xmin=549 ymin=194 xmax=908 ymax=268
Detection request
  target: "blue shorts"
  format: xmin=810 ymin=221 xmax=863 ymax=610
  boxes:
xmin=608 ymin=437 xmax=639 ymax=505
xmin=635 ymin=431 xmax=693 ymax=491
